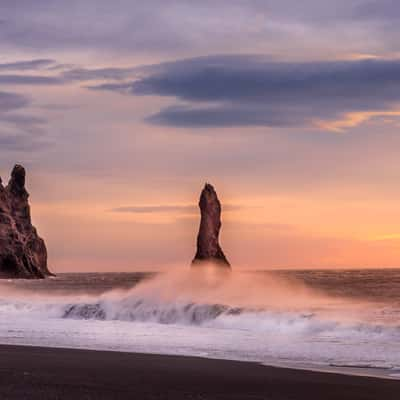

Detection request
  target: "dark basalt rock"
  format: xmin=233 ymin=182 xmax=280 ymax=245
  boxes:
xmin=192 ymin=183 xmax=230 ymax=268
xmin=0 ymin=165 xmax=52 ymax=279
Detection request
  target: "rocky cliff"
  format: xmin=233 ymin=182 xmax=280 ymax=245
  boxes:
xmin=0 ymin=165 xmax=51 ymax=278
xmin=192 ymin=183 xmax=230 ymax=268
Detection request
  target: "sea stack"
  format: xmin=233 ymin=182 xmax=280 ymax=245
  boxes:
xmin=192 ymin=183 xmax=230 ymax=268
xmin=0 ymin=165 xmax=52 ymax=278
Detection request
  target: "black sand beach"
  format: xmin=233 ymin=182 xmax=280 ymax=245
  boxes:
xmin=0 ymin=345 xmax=399 ymax=399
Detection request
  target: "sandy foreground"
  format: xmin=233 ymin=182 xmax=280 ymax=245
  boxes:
xmin=0 ymin=344 xmax=399 ymax=399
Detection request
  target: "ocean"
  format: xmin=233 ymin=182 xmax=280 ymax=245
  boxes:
xmin=0 ymin=268 xmax=399 ymax=379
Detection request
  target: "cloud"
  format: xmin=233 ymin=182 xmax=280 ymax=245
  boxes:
xmin=111 ymin=204 xmax=242 ymax=214
xmin=0 ymin=61 xmax=67 ymax=157
xmin=351 ymin=1 xmax=400 ymax=55
xmin=63 ymin=66 xmax=139 ymax=81
xmin=1 ymin=0 xmax=395 ymax=60
xmin=89 ymin=55 xmax=400 ymax=129
xmin=0 ymin=74 xmax=63 ymax=85
xmin=79 ymin=55 xmax=269 ymax=83
xmin=0 ymin=59 xmax=55 ymax=71
xmin=0 ymin=133 xmax=48 ymax=151
xmin=0 ymin=1 xmax=191 ymax=54
xmin=1 ymin=114 xmax=47 ymax=135
xmin=130 ymin=57 xmax=400 ymax=104
xmin=0 ymin=90 xmax=50 ymax=152
xmin=0 ymin=91 xmax=29 ymax=112
xmin=354 ymin=0 xmax=400 ymax=20
xmin=147 ymin=105 xmax=304 ymax=128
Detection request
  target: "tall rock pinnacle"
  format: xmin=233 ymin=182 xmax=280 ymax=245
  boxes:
xmin=0 ymin=164 xmax=52 ymax=278
xmin=192 ymin=183 xmax=230 ymax=268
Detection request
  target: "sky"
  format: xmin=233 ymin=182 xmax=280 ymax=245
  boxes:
xmin=1 ymin=0 xmax=400 ymax=271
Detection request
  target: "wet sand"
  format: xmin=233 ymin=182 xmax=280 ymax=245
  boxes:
xmin=0 ymin=344 xmax=398 ymax=399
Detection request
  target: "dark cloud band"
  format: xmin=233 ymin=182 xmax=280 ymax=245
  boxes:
xmin=90 ymin=56 xmax=400 ymax=128
xmin=0 ymin=74 xmax=63 ymax=85
xmin=0 ymin=59 xmax=55 ymax=71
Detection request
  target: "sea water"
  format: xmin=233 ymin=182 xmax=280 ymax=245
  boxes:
xmin=0 ymin=268 xmax=399 ymax=379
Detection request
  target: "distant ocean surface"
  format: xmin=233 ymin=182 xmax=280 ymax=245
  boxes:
xmin=1 ymin=269 xmax=400 ymax=379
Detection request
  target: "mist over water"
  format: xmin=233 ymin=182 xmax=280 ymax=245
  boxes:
xmin=1 ymin=268 xmax=400 ymax=378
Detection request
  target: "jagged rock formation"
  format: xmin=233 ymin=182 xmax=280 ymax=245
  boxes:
xmin=192 ymin=183 xmax=230 ymax=268
xmin=0 ymin=165 xmax=52 ymax=278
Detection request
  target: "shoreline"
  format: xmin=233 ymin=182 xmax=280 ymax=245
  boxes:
xmin=0 ymin=344 xmax=399 ymax=399
xmin=1 ymin=341 xmax=398 ymax=381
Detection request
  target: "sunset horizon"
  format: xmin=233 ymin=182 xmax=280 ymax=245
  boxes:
xmin=3 ymin=162 xmax=400 ymax=272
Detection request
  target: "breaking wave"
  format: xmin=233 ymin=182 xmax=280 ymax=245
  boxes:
xmin=1 ymin=267 xmax=399 ymax=334
xmin=59 ymin=296 xmax=400 ymax=340
xmin=63 ymin=301 xmax=243 ymax=324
